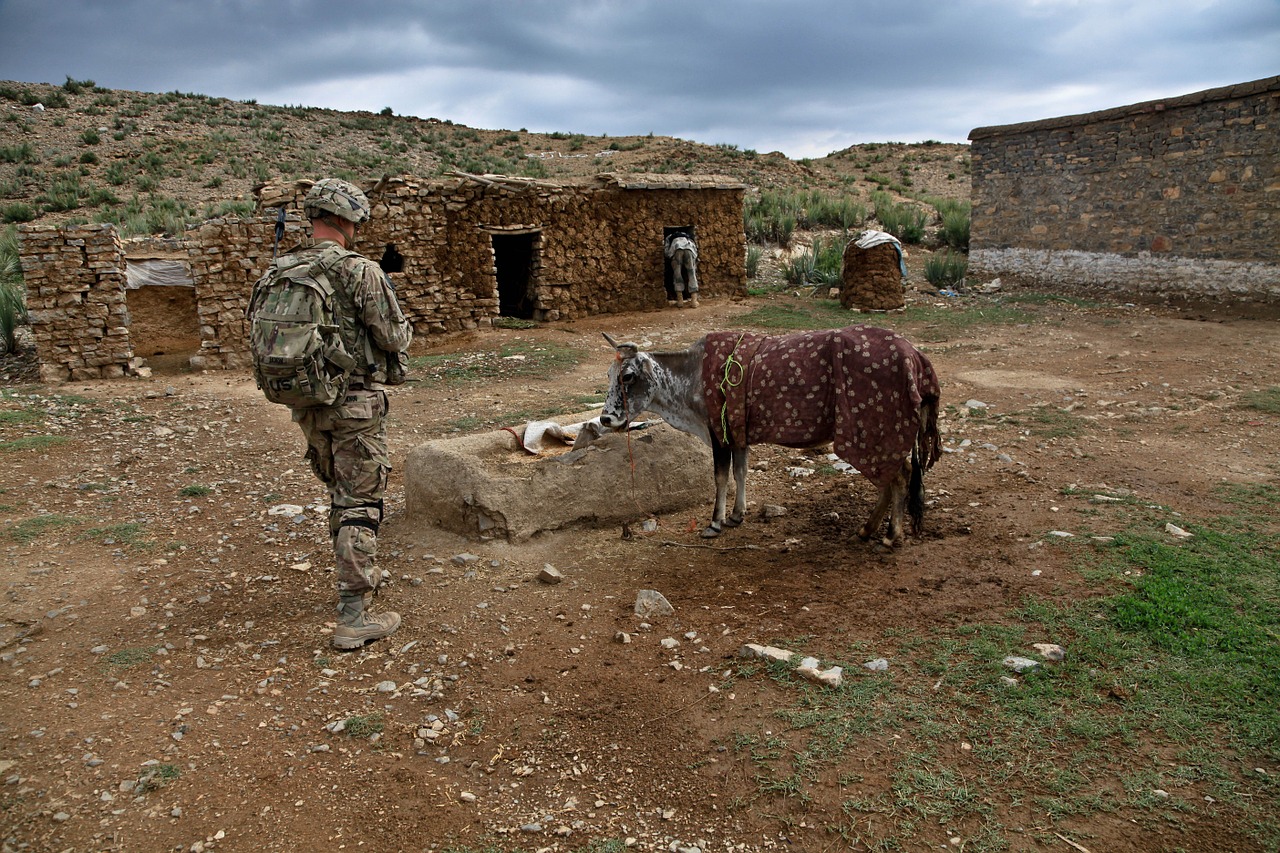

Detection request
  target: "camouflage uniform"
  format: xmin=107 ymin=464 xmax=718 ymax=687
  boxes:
xmin=665 ymin=234 xmax=699 ymax=306
xmin=290 ymin=242 xmax=412 ymax=595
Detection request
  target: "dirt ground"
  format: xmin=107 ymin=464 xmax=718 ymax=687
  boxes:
xmin=1 ymin=280 xmax=1278 ymax=853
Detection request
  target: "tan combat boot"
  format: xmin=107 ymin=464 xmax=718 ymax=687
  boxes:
xmin=688 ymin=294 xmax=699 ymax=308
xmin=332 ymin=593 xmax=401 ymax=650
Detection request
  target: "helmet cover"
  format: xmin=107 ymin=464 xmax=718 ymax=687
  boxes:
xmin=304 ymin=178 xmax=371 ymax=224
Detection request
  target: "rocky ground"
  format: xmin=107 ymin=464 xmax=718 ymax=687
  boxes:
xmin=2 ymin=278 xmax=1278 ymax=852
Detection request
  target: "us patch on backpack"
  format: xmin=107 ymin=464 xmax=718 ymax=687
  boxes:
xmin=247 ymin=250 xmax=357 ymax=408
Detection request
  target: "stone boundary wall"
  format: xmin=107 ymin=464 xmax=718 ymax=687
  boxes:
xmin=968 ymin=76 xmax=1279 ymax=302
xmin=18 ymin=174 xmax=747 ymax=378
xmin=17 ymin=224 xmax=137 ymax=382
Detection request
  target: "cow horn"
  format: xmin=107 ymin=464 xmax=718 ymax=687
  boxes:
xmin=602 ymin=332 xmax=619 ymax=349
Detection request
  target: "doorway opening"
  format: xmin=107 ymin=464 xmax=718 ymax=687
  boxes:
xmin=123 ymin=258 xmax=201 ymax=373
xmin=662 ymin=225 xmax=697 ymax=303
xmin=492 ymin=231 xmax=540 ymax=319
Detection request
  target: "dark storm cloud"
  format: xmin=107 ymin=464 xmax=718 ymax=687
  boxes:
xmin=1 ymin=0 xmax=1276 ymax=158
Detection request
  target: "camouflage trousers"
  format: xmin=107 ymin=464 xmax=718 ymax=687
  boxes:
xmin=294 ymin=389 xmax=390 ymax=595
xmin=671 ymin=250 xmax=699 ymax=295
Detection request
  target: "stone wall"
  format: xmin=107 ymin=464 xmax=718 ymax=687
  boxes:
xmin=17 ymin=224 xmax=136 ymax=382
xmin=968 ymin=76 xmax=1279 ymax=302
xmin=214 ymin=173 xmax=746 ymax=367
xmin=17 ymin=173 xmax=747 ymax=378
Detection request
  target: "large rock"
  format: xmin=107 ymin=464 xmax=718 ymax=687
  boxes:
xmin=403 ymin=415 xmax=711 ymax=542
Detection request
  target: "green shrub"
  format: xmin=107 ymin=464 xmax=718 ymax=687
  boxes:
xmin=62 ymin=76 xmax=96 ymax=95
xmin=924 ymin=196 xmax=971 ymax=251
xmin=79 ymin=128 xmax=101 ymax=145
xmin=783 ymin=235 xmax=846 ymax=288
xmin=36 ymin=174 xmax=86 ymax=212
xmin=940 ymin=207 xmax=970 ymax=251
xmin=1 ymin=203 xmax=37 ymax=224
xmin=0 ymin=142 xmax=38 ymax=164
xmin=0 ymin=226 xmax=26 ymax=354
xmin=923 ymin=251 xmax=968 ymax=290
xmin=745 ymin=244 xmax=764 ymax=279
xmin=873 ymin=193 xmax=927 ymax=244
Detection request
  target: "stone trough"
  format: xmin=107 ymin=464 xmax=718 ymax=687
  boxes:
xmin=403 ymin=412 xmax=711 ymax=542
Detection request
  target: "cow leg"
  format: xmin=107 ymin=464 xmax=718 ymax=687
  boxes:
xmin=859 ymin=460 xmax=911 ymax=547
xmin=724 ymin=447 xmax=749 ymax=527
xmin=702 ymin=444 xmax=734 ymax=538
xmin=883 ymin=461 xmax=912 ymax=547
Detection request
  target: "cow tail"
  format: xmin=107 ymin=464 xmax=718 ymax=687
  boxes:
xmin=908 ymin=395 xmax=941 ymax=534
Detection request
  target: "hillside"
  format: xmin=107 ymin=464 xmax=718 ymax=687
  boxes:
xmin=0 ymin=77 xmax=969 ymax=235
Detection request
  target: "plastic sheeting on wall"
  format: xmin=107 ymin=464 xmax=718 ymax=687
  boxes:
xmin=125 ymin=259 xmax=193 ymax=290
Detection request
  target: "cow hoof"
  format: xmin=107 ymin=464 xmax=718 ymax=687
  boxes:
xmin=700 ymin=526 xmax=722 ymax=539
xmin=856 ymin=526 xmax=873 ymax=541
xmin=723 ymin=516 xmax=743 ymax=529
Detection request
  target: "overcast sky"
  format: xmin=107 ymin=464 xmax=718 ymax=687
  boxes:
xmin=1 ymin=0 xmax=1276 ymax=159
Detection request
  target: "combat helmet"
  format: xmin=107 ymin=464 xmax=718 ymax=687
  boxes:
xmin=304 ymin=178 xmax=371 ymax=224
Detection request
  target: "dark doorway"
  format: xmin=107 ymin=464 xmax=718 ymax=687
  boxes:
xmin=379 ymin=243 xmax=404 ymax=274
xmin=493 ymin=232 xmax=538 ymax=319
xmin=662 ymin=225 xmax=697 ymax=303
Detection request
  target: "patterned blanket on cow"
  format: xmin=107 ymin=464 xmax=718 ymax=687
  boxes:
xmin=700 ymin=325 xmax=940 ymax=487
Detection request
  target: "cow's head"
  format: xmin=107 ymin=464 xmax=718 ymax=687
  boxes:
xmin=600 ymin=332 xmax=649 ymax=430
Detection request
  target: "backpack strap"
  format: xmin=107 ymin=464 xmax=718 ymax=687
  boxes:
xmin=311 ymin=244 xmax=381 ymax=376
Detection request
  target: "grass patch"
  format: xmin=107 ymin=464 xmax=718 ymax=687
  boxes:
xmin=179 ymin=484 xmax=213 ymax=497
xmin=1005 ymin=405 xmax=1087 ymax=439
xmin=736 ymin=300 xmax=853 ymax=331
xmin=0 ymin=409 xmax=42 ymax=426
xmin=83 ymin=522 xmax=148 ymax=547
xmin=408 ymin=341 xmax=584 ymax=386
xmin=900 ymin=300 xmax=1040 ymax=341
xmin=342 ymin=712 xmax=385 ymax=739
xmin=728 ymin=492 xmax=1280 ymax=850
xmin=1241 ymin=387 xmax=1280 ymax=415
xmin=0 ymin=435 xmax=70 ymax=453
xmin=136 ymin=762 xmax=180 ymax=794
xmin=7 ymin=514 xmax=80 ymax=543
xmin=1000 ymin=292 xmax=1106 ymax=310
xmin=105 ymin=645 xmax=160 ymax=670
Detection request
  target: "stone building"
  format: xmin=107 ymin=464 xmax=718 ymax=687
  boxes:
xmin=968 ymin=76 xmax=1278 ymax=303
xmin=18 ymin=172 xmax=747 ymax=381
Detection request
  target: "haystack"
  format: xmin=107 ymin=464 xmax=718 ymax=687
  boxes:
xmin=840 ymin=235 xmax=906 ymax=311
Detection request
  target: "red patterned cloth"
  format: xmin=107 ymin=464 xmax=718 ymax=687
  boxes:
xmin=700 ymin=325 xmax=940 ymax=487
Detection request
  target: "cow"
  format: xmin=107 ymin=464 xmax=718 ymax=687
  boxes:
xmin=599 ymin=325 xmax=941 ymax=547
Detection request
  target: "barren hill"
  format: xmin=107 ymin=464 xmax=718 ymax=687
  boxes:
xmin=0 ymin=78 xmax=969 ymax=235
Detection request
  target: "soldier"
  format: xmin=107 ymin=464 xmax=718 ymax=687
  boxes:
xmin=290 ymin=178 xmax=414 ymax=650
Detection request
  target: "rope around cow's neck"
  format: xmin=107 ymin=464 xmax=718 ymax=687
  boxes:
xmin=717 ymin=333 xmax=747 ymax=444
xmin=616 ymin=351 xmax=646 ymax=516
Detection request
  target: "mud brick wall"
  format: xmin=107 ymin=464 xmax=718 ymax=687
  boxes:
xmin=968 ymin=76 xmax=1279 ymax=303
xmin=18 ymin=174 xmax=747 ymax=377
xmin=16 ymin=224 xmax=136 ymax=382
xmin=256 ymin=173 xmax=747 ymax=336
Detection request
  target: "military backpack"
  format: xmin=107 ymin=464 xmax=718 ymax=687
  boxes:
xmin=247 ymin=245 xmax=358 ymax=409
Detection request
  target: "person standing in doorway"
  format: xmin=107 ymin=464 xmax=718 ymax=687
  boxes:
xmin=664 ymin=231 xmax=700 ymax=308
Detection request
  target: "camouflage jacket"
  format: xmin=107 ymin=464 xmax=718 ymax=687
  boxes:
xmin=289 ymin=239 xmax=413 ymax=389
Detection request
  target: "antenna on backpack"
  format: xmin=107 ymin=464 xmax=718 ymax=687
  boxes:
xmin=273 ymin=206 xmax=286 ymax=259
